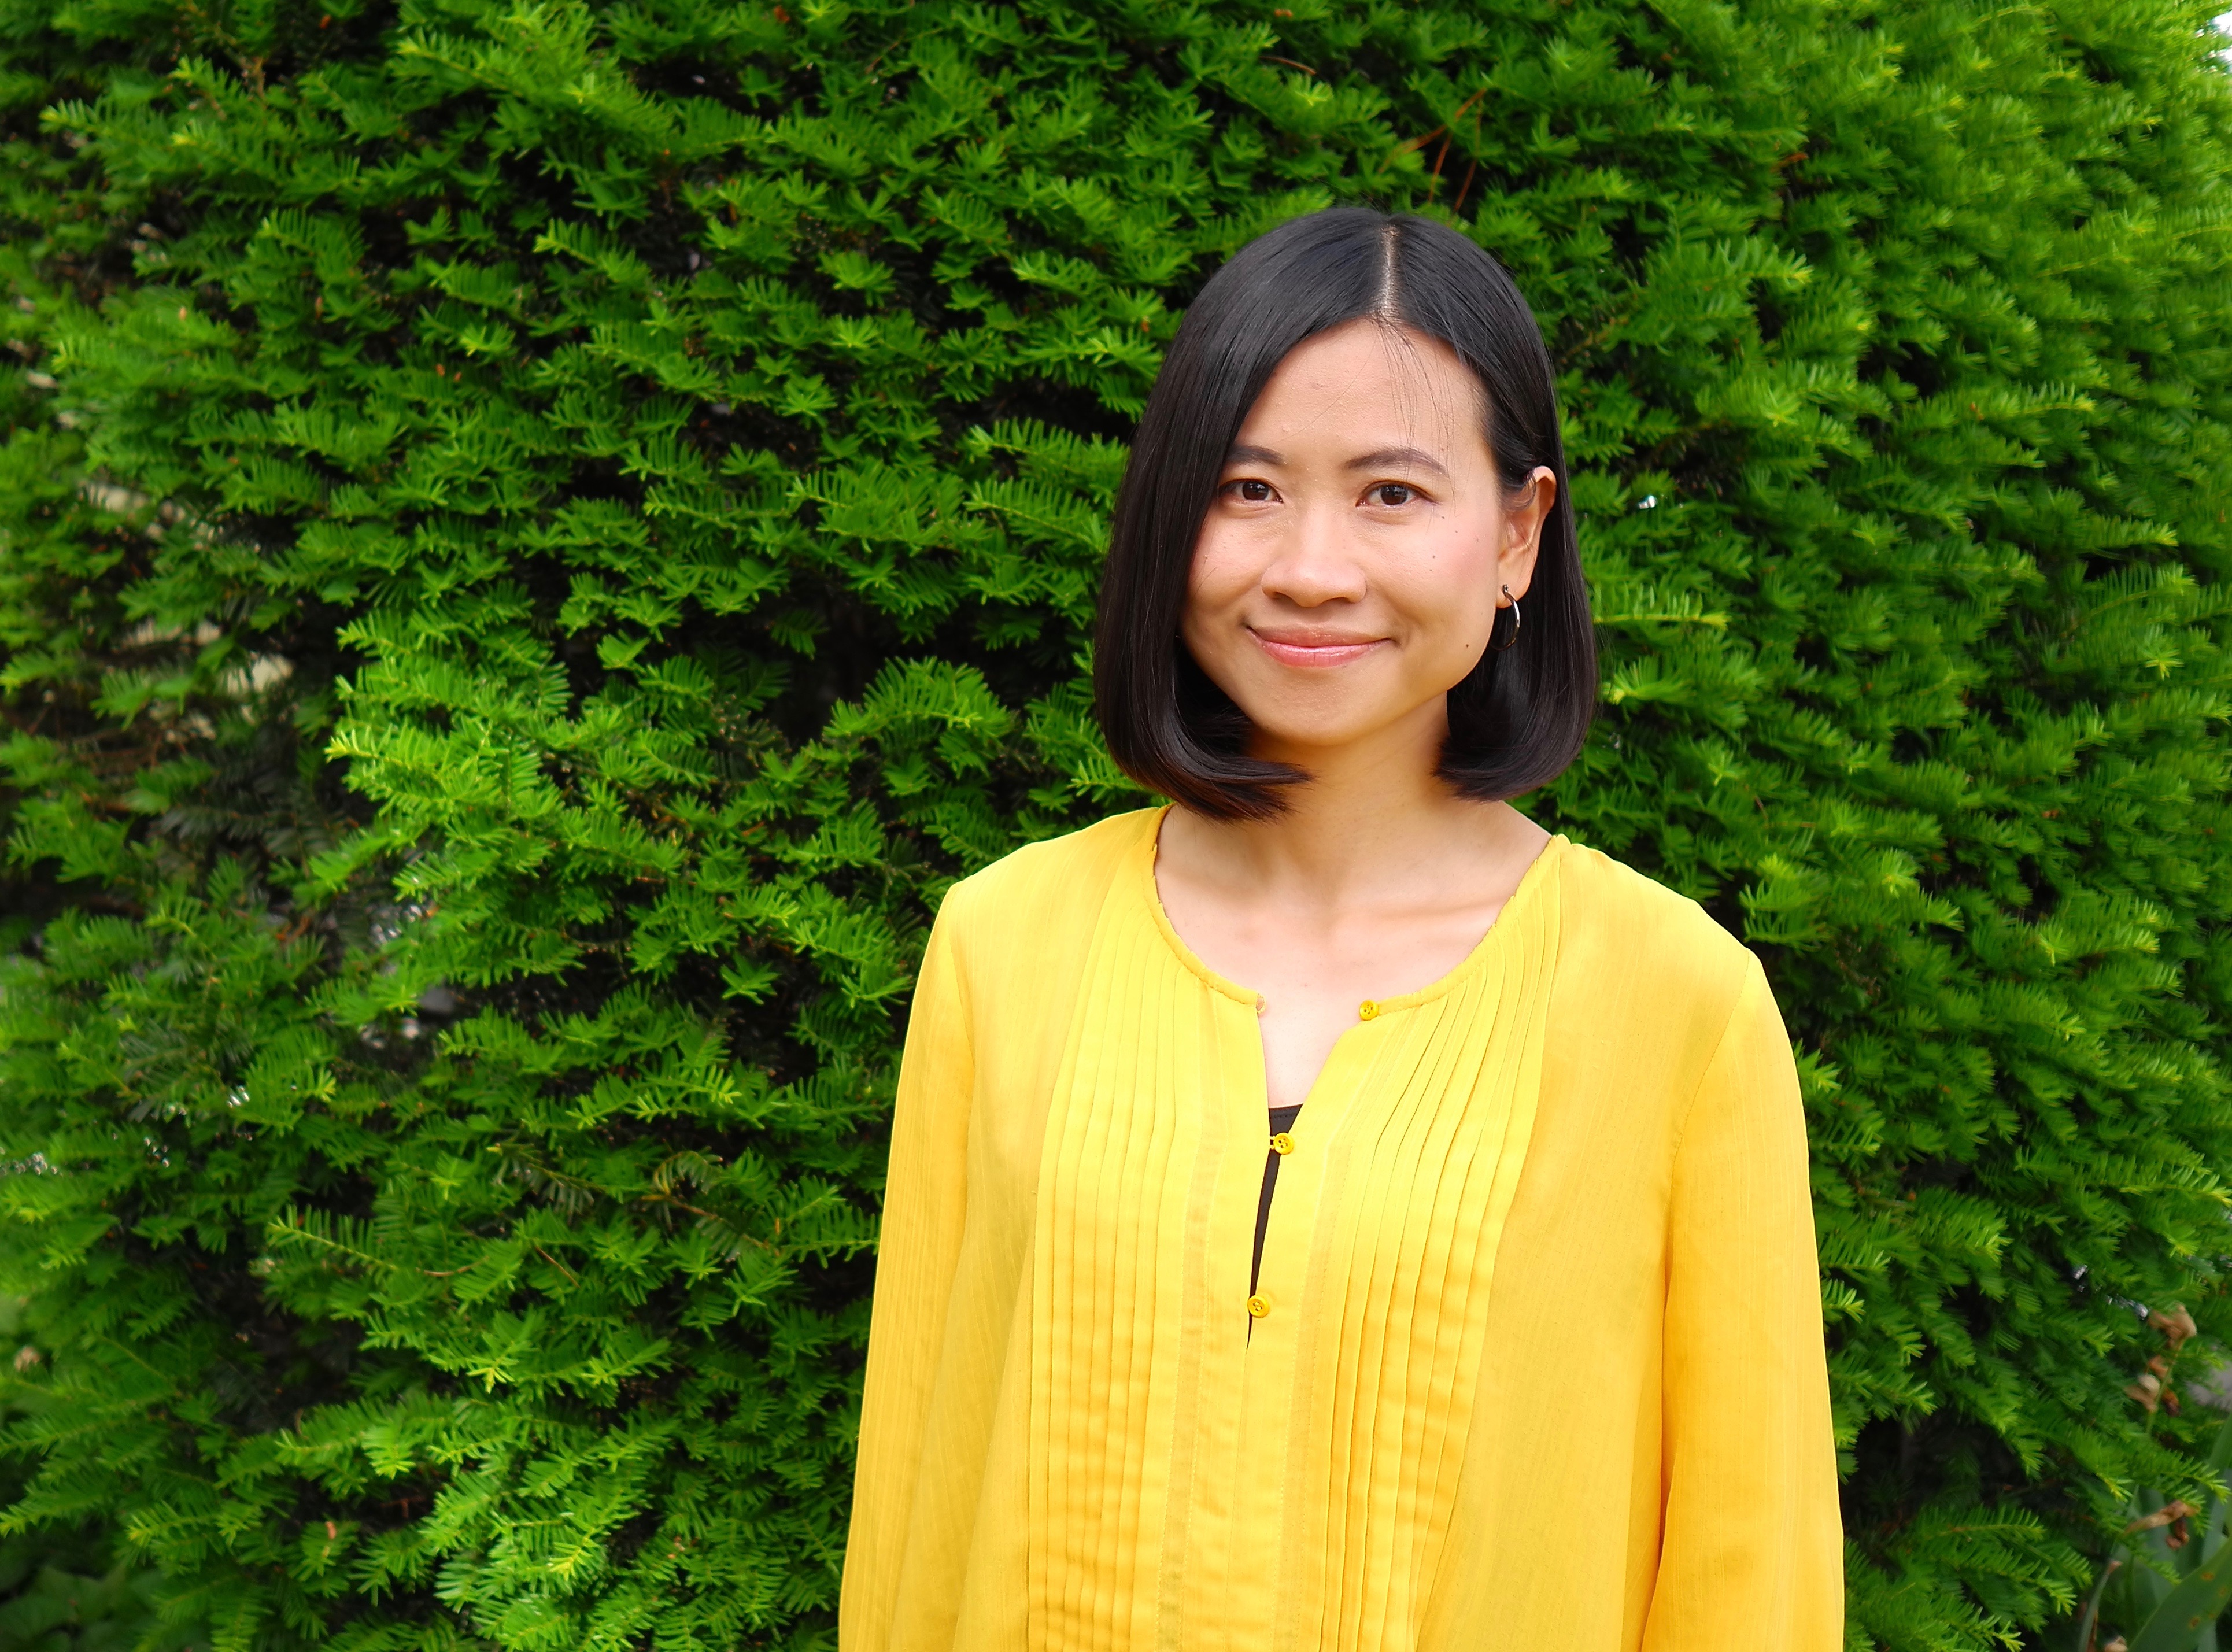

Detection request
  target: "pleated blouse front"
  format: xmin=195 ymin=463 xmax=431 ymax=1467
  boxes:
xmin=841 ymin=809 xmax=1842 ymax=1652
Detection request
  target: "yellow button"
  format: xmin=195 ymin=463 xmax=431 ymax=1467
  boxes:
xmin=1270 ymin=1132 xmax=1295 ymax=1155
xmin=1358 ymin=1000 xmax=1379 ymax=1021
xmin=1246 ymin=1294 xmax=1271 ymax=1319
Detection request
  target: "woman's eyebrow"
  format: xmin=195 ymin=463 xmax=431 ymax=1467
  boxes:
xmin=1225 ymin=442 xmax=1285 ymax=467
xmin=1344 ymin=445 xmax=1450 ymax=478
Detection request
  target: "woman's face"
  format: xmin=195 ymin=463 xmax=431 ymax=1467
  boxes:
xmin=1183 ymin=319 xmax=1555 ymax=763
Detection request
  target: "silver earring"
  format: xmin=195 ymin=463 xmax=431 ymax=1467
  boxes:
xmin=1491 ymin=583 xmax=1521 ymax=651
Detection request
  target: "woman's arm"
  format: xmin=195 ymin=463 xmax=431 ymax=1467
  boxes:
xmin=838 ymin=897 xmax=978 ymax=1651
xmin=1643 ymin=960 xmax=1844 ymax=1649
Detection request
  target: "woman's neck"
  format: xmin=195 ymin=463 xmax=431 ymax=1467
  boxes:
xmin=1167 ymin=699 xmax=1547 ymax=920
xmin=1152 ymin=697 xmax=1551 ymax=1109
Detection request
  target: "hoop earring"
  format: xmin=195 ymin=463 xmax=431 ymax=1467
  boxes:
xmin=1491 ymin=584 xmax=1521 ymax=652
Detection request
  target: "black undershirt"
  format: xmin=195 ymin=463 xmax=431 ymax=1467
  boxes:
xmin=1251 ymin=1104 xmax=1304 ymax=1294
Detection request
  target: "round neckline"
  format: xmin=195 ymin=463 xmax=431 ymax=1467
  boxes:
xmin=1137 ymin=805 xmax=1565 ymax=1015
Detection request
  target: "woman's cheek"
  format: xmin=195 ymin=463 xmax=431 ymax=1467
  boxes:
xmin=1188 ymin=544 xmax=1256 ymax=622
xmin=1181 ymin=556 xmax=1246 ymax=683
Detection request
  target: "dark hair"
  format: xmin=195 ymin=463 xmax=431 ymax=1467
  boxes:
xmin=1094 ymin=207 xmax=1595 ymax=819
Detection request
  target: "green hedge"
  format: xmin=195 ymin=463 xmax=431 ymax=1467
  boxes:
xmin=3 ymin=1 xmax=2232 ymax=1647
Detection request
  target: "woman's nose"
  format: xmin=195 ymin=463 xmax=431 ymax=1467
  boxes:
xmin=1259 ymin=505 xmax=1368 ymax=607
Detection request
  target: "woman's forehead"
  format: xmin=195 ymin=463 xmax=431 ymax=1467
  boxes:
xmin=1240 ymin=322 xmax=1490 ymax=460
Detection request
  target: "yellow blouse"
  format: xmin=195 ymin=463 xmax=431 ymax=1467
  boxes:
xmin=841 ymin=809 xmax=1842 ymax=1652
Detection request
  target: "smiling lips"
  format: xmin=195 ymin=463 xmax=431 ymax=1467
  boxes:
xmin=1248 ymin=627 xmax=1387 ymax=668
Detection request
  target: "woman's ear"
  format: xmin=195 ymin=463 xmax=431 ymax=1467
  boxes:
xmin=1497 ymin=467 xmax=1557 ymax=601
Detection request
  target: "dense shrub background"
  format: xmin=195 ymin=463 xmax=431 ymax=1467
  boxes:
xmin=3 ymin=0 xmax=2232 ymax=1647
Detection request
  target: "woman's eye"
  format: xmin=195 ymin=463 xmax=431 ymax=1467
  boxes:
xmin=1368 ymin=483 xmax=1416 ymax=508
xmin=1233 ymin=479 xmax=1274 ymax=502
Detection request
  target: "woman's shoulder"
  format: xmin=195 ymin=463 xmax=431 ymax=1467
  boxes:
xmin=936 ymin=807 xmax=1159 ymax=941
xmin=1549 ymin=837 xmax=1764 ymax=1000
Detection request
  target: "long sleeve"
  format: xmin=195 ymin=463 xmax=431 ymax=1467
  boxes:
xmin=1642 ymin=959 xmax=1843 ymax=1650
xmin=840 ymin=897 xmax=977 ymax=1652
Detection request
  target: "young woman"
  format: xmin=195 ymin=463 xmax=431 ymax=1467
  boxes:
xmin=839 ymin=208 xmax=1842 ymax=1651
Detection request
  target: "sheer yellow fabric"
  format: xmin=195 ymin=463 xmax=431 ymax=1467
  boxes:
xmin=841 ymin=810 xmax=1841 ymax=1652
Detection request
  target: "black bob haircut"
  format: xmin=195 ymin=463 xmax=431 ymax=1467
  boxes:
xmin=1093 ymin=207 xmax=1595 ymax=820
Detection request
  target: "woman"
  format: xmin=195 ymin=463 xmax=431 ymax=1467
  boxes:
xmin=839 ymin=208 xmax=1842 ymax=1651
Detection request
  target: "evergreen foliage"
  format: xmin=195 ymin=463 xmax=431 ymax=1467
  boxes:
xmin=2 ymin=0 xmax=2231 ymax=1648
xmin=0 ymin=1298 xmax=180 ymax=1652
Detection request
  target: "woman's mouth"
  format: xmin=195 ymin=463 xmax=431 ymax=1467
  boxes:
xmin=1247 ymin=627 xmax=1386 ymax=668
